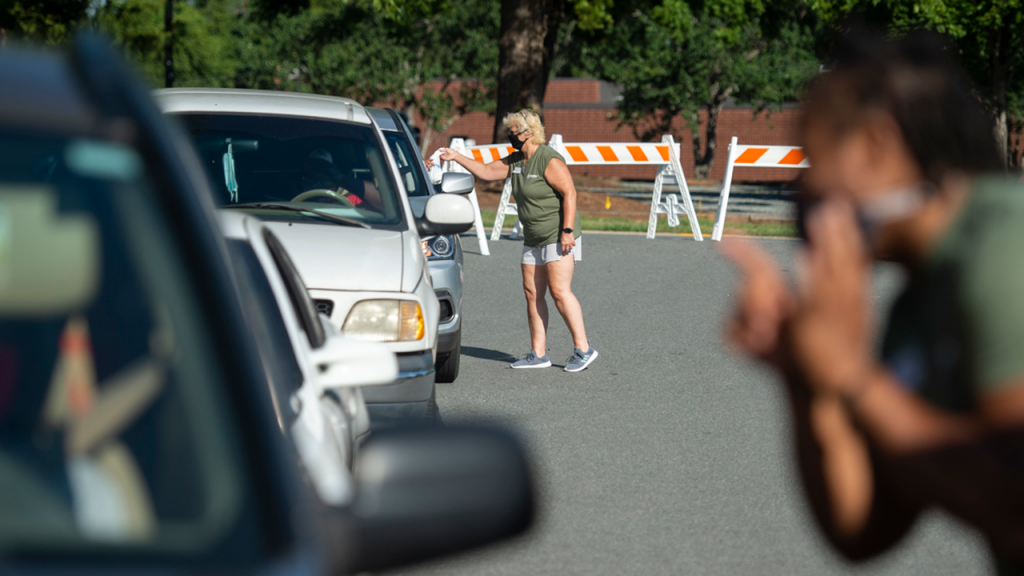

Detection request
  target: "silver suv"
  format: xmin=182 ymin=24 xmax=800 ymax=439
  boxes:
xmin=367 ymin=108 xmax=466 ymax=383
xmin=155 ymin=89 xmax=475 ymax=426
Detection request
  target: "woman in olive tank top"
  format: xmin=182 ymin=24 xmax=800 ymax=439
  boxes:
xmin=439 ymin=110 xmax=597 ymax=372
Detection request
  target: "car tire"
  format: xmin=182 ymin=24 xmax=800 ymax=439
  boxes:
xmin=435 ymin=330 xmax=461 ymax=383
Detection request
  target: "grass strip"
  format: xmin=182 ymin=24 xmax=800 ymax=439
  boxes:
xmin=479 ymin=210 xmax=797 ymax=238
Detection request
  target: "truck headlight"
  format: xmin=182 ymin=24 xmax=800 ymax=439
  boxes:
xmin=342 ymin=300 xmax=424 ymax=342
xmin=425 ymin=235 xmax=455 ymax=260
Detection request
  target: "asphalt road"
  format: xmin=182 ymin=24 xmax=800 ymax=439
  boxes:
xmin=401 ymin=232 xmax=989 ymax=576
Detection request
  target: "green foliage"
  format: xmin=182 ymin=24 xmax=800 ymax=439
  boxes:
xmin=236 ymin=0 xmax=498 ymax=150
xmin=91 ymin=0 xmax=238 ymax=87
xmin=572 ymin=0 xmax=614 ymax=30
xmin=91 ymin=0 xmax=237 ymax=86
xmin=810 ymin=0 xmax=1024 ymax=169
xmin=564 ymin=0 xmax=819 ymax=177
xmin=0 ymin=0 xmax=238 ymax=87
xmin=0 ymin=0 xmax=88 ymax=44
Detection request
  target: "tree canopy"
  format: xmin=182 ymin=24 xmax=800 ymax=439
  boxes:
xmin=1 ymin=0 xmax=1021 ymax=173
xmin=810 ymin=0 xmax=1024 ymax=169
xmin=561 ymin=0 xmax=820 ymax=177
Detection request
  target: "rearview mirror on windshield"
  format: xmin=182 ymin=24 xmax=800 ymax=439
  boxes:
xmin=0 ymin=188 xmax=99 ymax=315
xmin=347 ymin=425 xmax=534 ymax=572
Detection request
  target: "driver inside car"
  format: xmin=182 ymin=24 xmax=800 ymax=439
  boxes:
xmin=298 ymin=149 xmax=384 ymax=212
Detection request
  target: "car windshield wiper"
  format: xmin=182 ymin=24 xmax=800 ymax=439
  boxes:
xmin=225 ymin=202 xmax=371 ymax=229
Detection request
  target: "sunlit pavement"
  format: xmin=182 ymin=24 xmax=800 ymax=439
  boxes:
xmin=401 ymin=233 xmax=988 ymax=576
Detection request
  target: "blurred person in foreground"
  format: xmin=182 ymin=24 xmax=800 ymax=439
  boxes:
xmin=723 ymin=28 xmax=1024 ymax=574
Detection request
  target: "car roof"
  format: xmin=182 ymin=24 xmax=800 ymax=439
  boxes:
xmin=0 ymin=46 xmax=96 ymax=134
xmin=366 ymin=107 xmax=399 ymax=131
xmin=154 ymin=88 xmax=372 ymax=125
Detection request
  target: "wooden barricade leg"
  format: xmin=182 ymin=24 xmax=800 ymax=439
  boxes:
xmin=665 ymin=134 xmax=703 ymax=241
xmin=647 ymin=167 xmax=666 ymax=239
xmin=490 ymin=177 xmax=514 ymax=241
xmin=467 ymin=189 xmax=490 ymax=255
xmin=711 ymin=137 xmax=738 ymax=241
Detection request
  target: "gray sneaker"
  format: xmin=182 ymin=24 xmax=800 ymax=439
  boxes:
xmin=564 ymin=346 xmax=598 ymax=372
xmin=511 ymin=350 xmax=551 ymax=369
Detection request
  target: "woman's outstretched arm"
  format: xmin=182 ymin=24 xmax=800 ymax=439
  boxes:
xmin=439 ymin=147 xmax=511 ymax=182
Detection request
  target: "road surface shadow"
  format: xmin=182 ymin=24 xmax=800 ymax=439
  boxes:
xmin=462 ymin=346 xmax=518 ymax=364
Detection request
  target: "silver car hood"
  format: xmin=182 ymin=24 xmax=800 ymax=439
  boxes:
xmin=264 ymin=221 xmax=404 ymax=292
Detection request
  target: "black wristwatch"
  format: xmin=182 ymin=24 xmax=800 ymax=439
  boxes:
xmin=562 ymin=227 xmax=574 ymax=234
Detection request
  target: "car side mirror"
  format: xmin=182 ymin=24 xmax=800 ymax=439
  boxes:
xmin=309 ymin=336 xmax=397 ymax=390
xmin=439 ymin=172 xmax=474 ymax=194
xmin=416 ymin=194 xmax=474 ymax=236
xmin=347 ymin=426 xmax=534 ymax=573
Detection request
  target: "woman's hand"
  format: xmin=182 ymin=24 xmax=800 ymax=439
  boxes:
xmin=721 ymin=238 xmax=795 ymax=364
xmin=560 ymin=231 xmax=576 ymax=254
xmin=438 ymin=147 xmax=458 ymax=162
xmin=722 ymin=200 xmax=874 ymax=397
xmin=786 ymin=200 xmax=874 ymax=398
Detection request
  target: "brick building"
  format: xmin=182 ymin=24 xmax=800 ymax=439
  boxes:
xmin=418 ymin=78 xmax=804 ymax=184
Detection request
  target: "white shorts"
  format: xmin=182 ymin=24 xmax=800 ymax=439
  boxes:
xmin=521 ymin=237 xmax=582 ymax=265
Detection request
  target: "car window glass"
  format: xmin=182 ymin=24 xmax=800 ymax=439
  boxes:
xmin=384 ymin=131 xmax=430 ymax=198
xmin=0 ymin=131 xmax=250 ymax=563
xmin=263 ymin=231 xmax=326 ymax=349
xmin=224 ymin=239 xmax=304 ymax=429
xmin=177 ymin=113 xmax=406 ymax=229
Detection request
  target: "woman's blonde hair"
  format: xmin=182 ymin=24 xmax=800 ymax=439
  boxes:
xmin=502 ymin=109 xmax=546 ymax=145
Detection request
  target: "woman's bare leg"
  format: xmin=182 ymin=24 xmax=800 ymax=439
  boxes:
xmin=546 ymin=255 xmax=589 ymax=350
xmin=522 ymin=263 xmax=550 ymax=355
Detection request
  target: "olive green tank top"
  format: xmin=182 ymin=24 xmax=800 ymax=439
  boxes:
xmin=507 ymin=145 xmax=582 ymax=247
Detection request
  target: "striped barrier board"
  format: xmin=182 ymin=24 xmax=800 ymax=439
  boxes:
xmin=710 ymin=137 xmax=808 ymax=241
xmin=458 ymin=134 xmax=701 ymax=241
xmin=731 ymin=145 xmax=808 ymax=168
xmin=465 ymin=142 xmax=679 ymax=166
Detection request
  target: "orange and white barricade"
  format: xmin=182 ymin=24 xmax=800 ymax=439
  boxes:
xmin=431 ymin=138 xmax=490 ymax=255
xmin=459 ymin=134 xmax=703 ymax=242
xmin=456 ymin=142 xmax=524 ymax=241
xmin=710 ymin=136 xmax=808 ymax=241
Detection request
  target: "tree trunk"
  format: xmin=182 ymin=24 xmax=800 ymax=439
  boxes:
xmin=164 ymin=0 xmax=174 ymax=87
xmin=1009 ymin=116 xmax=1023 ymax=175
xmin=691 ymin=85 xmax=731 ymax=180
xmin=492 ymin=0 xmax=564 ymax=142
xmin=988 ymin=26 xmax=1010 ymax=168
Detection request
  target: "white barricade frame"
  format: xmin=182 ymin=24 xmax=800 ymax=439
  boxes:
xmin=710 ymin=136 xmax=808 ymax=241
xmin=455 ymin=134 xmax=703 ymax=242
xmin=431 ymin=139 xmax=490 ymax=256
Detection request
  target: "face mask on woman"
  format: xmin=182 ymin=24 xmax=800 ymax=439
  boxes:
xmin=509 ymin=130 xmax=526 ymax=152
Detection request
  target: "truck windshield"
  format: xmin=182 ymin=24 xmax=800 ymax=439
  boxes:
xmin=177 ymin=113 xmax=406 ymax=230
